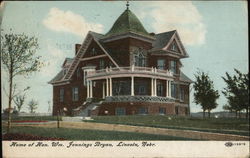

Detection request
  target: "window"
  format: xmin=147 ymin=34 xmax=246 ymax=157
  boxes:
xmin=83 ymin=71 xmax=88 ymax=86
xmin=157 ymin=82 xmax=164 ymax=96
xmin=76 ymin=68 xmax=81 ymax=79
xmin=115 ymin=107 xmax=126 ymax=115
xmin=138 ymin=107 xmax=148 ymax=115
xmin=185 ymin=108 xmax=188 ymax=115
xmin=157 ymin=59 xmax=165 ymax=70
xmin=59 ymin=88 xmax=64 ymax=102
xmin=113 ymin=81 xmax=131 ymax=96
xmin=134 ymin=53 xmax=146 ymax=67
xmin=91 ymin=47 xmax=97 ymax=55
xmin=135 ymin=82 xmax=147 ymax=95
xmin=72 ymin=87 xmax=79 ymax=101
xmin=180 ymin=89 xmax=185 ymax=101
xmin=170 ymin=60 xmax=177 ymax=74
xmin=175 ymin=107 xmax=179 ymax=115
xmin=159 ymin=107 xmax=166 ymax=115
xmin=171 ymin=83 xmax=177 ymax=98
xmin=99 ymin=59 xmax=105 ymax=70
xmin=138 ymin=85 xmax=146 ymax=95
xmin=171 ymin=43 xmax=177 ymax=51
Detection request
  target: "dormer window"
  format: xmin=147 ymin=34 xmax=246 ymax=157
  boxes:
xmin=171 ymin=43 xmax=177 ymax=51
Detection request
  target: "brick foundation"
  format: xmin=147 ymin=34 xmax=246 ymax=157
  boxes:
xmin=96 ymin=102 xmax=176 ymax=115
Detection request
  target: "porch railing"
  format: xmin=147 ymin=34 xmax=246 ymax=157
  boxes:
xmin=87 ymin=66 xmax=173 ymax=78
xmin=104 ymin=95 xmax=175 ymax=103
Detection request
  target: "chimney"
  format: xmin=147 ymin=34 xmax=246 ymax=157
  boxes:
xmin=75 ymin=44 xmax=81 ymax=55
xmin=149 ymin=32 xmax=155 ymax=36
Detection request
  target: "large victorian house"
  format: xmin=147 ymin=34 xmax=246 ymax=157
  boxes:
xmin=49 ymin=5 xmax=192 ymax=116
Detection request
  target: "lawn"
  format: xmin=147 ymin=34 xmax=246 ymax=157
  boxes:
xmin=2 ymin=115 xmax=249 ymax=137
xmin=2 ymin=126 xmax=197 ymax=140
xmin=2 ymin=115 xmax=60 ymax=121
xmin=84 ymin=115 xmax=249 ymax=136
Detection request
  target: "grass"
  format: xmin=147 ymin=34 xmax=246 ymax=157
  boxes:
xmin=2 ymin=126 xmax=197 ymax=140
xmin=2 ymin=115 xmax=249 ymax=137
xmin=83 ymin=115 xmax=249 ymax=136
xmin=2 ymin=115 xmax=60 ymax=121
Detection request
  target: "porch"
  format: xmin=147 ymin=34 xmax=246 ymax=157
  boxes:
xmin=85 ymin=65 xmax=175 ymax=101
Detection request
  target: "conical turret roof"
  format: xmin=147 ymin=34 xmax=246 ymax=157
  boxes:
xmin=105 ymin=9 xmax=151 ymax=38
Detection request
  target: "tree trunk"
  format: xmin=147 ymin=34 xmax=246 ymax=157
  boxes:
xmin=57 ymin=109 xmax=60 ymax=128
xmin=235 ymin=111 xmax=238 ymax=118
xmin=239 ymin=111 xmax=241 ymax=118
xmin=208 ymin=110 xmax=211 ymax=118
xmin=7 ymin=70 xmax=13 ymax=133
xmin=203 ymin=109 xmax=205 ymax=118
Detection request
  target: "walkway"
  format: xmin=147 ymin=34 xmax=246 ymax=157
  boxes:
xmin=5 ymin=121 xmax=249 ymax=141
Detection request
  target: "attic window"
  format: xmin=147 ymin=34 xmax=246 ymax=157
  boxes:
xmin=171 ymin=43 xmax=177 ymax=51
xmin=91 ymin=48 xmax=97 ymax=55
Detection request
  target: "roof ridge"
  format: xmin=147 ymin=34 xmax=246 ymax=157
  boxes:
xmin=156 ymin=30 xmax=176 ymax=35
xmin=127 ymin=9 xmax=130 ymax=31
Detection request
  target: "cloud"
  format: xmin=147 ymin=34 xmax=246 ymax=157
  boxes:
xmin=39 ymin=43 xmax=68 ymax=77
xmin=137 ymin=2 xmax=206 ymax=46
xmin=43 ymin=7 xmax=103 ymax=37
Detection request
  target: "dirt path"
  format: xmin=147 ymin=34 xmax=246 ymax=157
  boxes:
xmin=4 ymin=121 xmax=249 ymax=140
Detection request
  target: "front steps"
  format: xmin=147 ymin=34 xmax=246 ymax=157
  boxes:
xmin=62 ymin=116 xmax=93 ymax=122
xmin=72 ymin=100 xmax=103 ymax=117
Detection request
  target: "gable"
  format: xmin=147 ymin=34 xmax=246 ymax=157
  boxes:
xmin=82 ymin=40 xmax=106 ymax=59
xmin=152 ymin=30 xmax=176 ymax=50
xmin=167 ymin=39 xmax=181 ymax=54
xmin=163 ymin=31 xmax=188 ymax=57
xmin=61 ymin=32 xmax=119 ymax=82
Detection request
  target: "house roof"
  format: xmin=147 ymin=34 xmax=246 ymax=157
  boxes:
xmin=104 ymin=9 xmax=151 ymax=38
xmin=48 ymin=70 xmax=64 ymax=83
xmin=90 ymin=31 xmax=125 ymax=66
xmin=152 ymin=30 xmax=176 ymax=50
xmin=62 ymin=57 xmax=74 ymax=67
xmin=180 ymin=71 xmax=193 ymax=83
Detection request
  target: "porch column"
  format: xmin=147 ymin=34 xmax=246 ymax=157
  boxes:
xmin=106 ymin=78 xmax=109 ymax=96
xmin=151 ymin=78 xmax=154 ymax=96
xmin=87 ymin=80 xmax=89 ymax=98
xmin=109 ymin=78 xmax=112 ymax=96
xmin=131 ymin=76 xmax=134 ymax=96
xmin=90 ymin=80 xmax=93 ymax=98
xmin=166 ymin=80 xmax=169 ymax=97
xmin=154 ymin=79 xmax=157 ymax=96
xmin=169 ymin=81 xmax=172 ymax=98
xmin=102 ymin=82 xmax=105 ymax=99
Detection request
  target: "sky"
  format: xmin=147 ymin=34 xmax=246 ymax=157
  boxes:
xmin=0 ymin=1 xmax=248 ymax=113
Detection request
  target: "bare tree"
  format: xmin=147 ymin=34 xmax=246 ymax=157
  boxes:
xmin=48 ymin=100 xmax=51 ymax=113
xmin=1 ymin=32 xmax=42 ymax=133
xmin=27 ymin=99 xmax=38 ymax=113
xmin=13 ymin=94 xmax=26 ymax=113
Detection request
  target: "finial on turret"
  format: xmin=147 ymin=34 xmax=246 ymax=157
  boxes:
xmin=126 ymin=0 xmax=129 ymax=10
